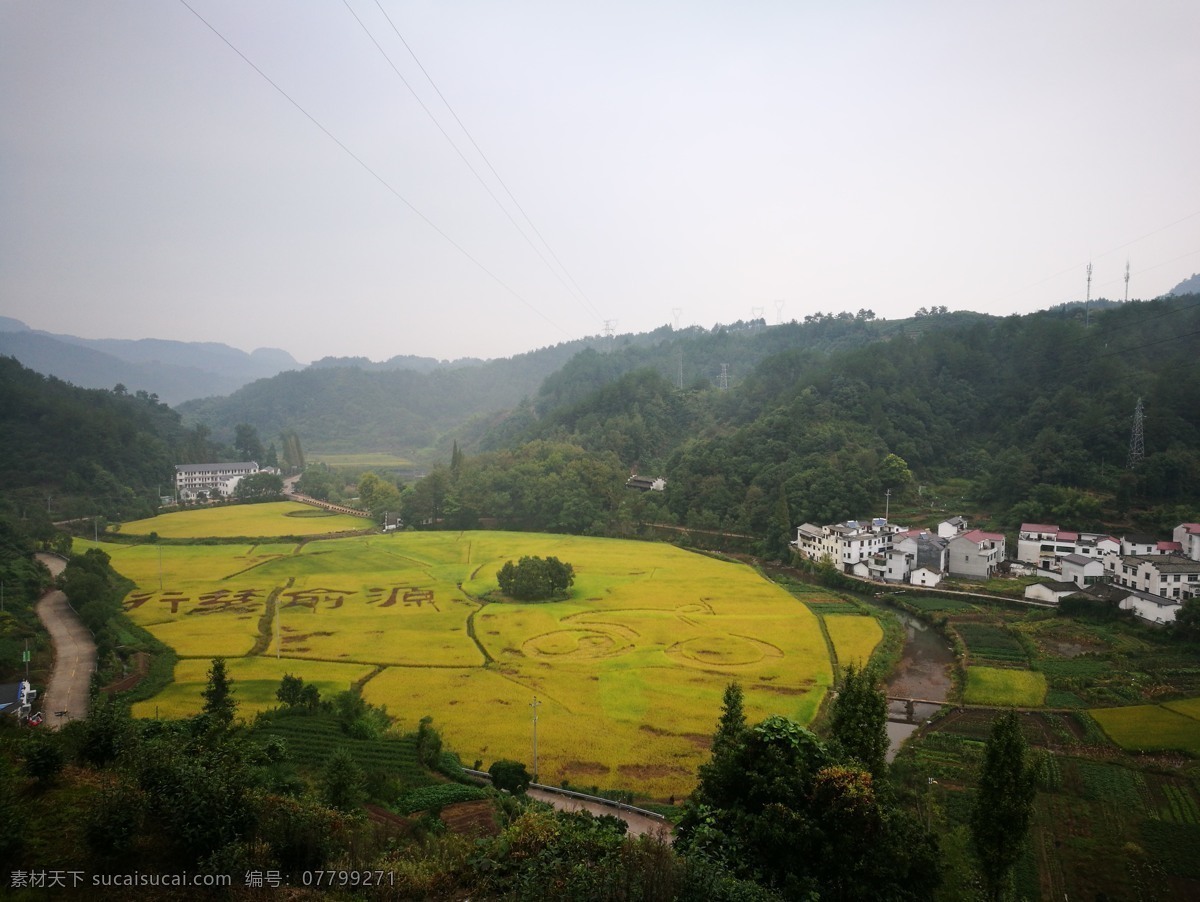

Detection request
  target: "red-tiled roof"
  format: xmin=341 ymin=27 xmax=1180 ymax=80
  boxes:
xmin=960 ymin=529 xmax=1005 ymax=543
xmin=1020 ymin=523 xmax=1060 ymax=533
xmin=1058 ymin=531 xmax=1079 ymax=541
xmin=1158 ymin=541 xmax=1183 ymax=552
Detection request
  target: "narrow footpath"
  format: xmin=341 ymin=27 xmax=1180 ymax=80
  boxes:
xmin=33 ymin=552 xmax=96 ymax=729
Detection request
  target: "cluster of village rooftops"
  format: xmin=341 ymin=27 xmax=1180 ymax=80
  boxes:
xmin=792 ymin=518 xmax=1200 ymax=625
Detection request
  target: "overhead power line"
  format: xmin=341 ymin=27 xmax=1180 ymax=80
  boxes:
xmin=342 ymin=0 xmax=603 ymax=324
xmin=176 ymin=0 xmax=568 ymax=337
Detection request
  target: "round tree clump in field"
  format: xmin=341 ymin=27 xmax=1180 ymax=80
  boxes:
xmin=496 ymin=556 xmax=574 ymax=601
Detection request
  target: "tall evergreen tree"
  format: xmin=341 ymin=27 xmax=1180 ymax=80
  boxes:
xmin=828 ymin=662 xmax=889 ymax=779
xmin=201 ymin=657 xmax=237 ymax=728
xmin=971 ymin=710 xmax=1038 ymax=900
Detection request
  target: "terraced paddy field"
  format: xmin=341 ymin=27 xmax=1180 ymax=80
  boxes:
xmin=116 ymin=501 xmax=369 ymax=538
xmin=89 ymin=525 xmax=837 ymax=799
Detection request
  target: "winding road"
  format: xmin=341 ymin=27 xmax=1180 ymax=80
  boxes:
xmin=34 ymin=552 xmax=96 ymax=728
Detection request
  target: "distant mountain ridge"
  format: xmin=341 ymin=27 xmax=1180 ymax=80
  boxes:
xmin=1169 ymin=273 xmax=1200 ymax=296
xmin=0 ymin=320 xmax=300 ymax=405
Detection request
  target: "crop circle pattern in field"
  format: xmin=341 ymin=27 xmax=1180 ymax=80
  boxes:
xmin=668 ymin=634 xmax=780 ymax=667
xmin=523 ymin=629 xmax=631 ymax=659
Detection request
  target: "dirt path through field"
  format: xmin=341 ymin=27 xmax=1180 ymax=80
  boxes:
xmin=34 ymin=552 xmax=96 ymax=729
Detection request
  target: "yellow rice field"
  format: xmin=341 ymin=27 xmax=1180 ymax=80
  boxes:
xmin=94 ymin=523 xmax=835 ymax=799
xmin=118 ymin=502 xmax=369 ymax=538
xmin=824 ymin=614 xmax=883 ymax=669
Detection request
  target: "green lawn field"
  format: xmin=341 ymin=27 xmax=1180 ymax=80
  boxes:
xmin=89 ymin=522 xmax=833 ymax=799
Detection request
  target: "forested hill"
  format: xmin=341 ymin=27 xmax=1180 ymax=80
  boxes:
xmin=0 ymin=356 xmax=209 ymax=523
xmin=482 ymin=296 xmax=1200 ymax=542
xmin=179 ymin=309 xmax=979 ymax=454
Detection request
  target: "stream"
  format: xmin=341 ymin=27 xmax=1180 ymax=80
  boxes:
xmin=872 ymin=605 xmax=956 ymax=760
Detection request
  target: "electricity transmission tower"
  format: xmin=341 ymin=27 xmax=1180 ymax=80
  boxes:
xmin=718 ymin=364 xmax=729 ymax=391
xmin=1127 ymin=398 xmax=1145 ymax=469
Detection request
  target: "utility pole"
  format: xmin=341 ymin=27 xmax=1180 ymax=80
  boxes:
xmin=530 ymin=696 xmax=541 ymax=782
xmin=884 ymin=488 xmax=892 ymax=522
xmin=1124 ymin=260 xmax=1131 ymax=303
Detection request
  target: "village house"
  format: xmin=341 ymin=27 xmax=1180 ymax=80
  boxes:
xmin=1024 ymin=580 xmax=1081 ymax=605
xmin=909 ymin=567 xmax=943 ymax=587
xmin=1174 ymin=523 xmax=1200 ymax=562
xmin=1105 ymin=553 xmax=1200 ymax=602
xmin=947 ymin=529 xmax=1006 ymax=580
xmin=624 ymin=474 xmax=666 ymax=492
xmin=937 ymin=516 xmax=968 ymax=538
xmin=1117 ymin=587 xmax=1184 ymax=624
xmin=1059 ymin=553 xmax=1106 ymax=589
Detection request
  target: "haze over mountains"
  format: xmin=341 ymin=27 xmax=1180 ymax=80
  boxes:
xmin=0 ymin=317 xmax=299 ymax=406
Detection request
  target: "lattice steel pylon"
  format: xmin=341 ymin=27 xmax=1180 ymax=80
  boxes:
xmin=1127 ymin=397 xmax=1145 ymax=469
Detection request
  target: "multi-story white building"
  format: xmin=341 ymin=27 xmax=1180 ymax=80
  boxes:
xmin=175 ymin=462 xmax=260 ymax=501
xmin=792 ymin=518 xmax=906 ymax=572
xmin=1105 ymin=553 xmax=1200 ymax=602
xmin=1017 ymin=523 xmax=1120 ymax=571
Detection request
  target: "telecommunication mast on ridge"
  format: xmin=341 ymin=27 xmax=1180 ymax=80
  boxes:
xmin=1085 ymin=262 xmax=1093 ymax=328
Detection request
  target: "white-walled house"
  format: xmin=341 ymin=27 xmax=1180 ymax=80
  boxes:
xmin=1024 ymin=580 xmax=1081 ymax=604
xmin=947 ymin=529 xmax=1006 ymax=580
xmin=892 ymin=530 xmax=949 ymax=574
xmin=1105 ymin=554 xmax=1200 ymax=602
xmin=937 ymin=516 xmax=968 ymax=538
xmin=1060 ymin=553 xmax=1105 ymax=589
xmin=852 ymin=548 xmax=913 ymax=583
xmin=909 ymin=567 xmax=943 ymax=587
xmin=1174 ymin=523 xmax=1200 ymax=562
xmin=1018 ymin=523 xmax=1070 ymax=570
xmin=1119 ymin=588 xmax=1183 ymax=625
xmin=1121 ymin=534 xmax=1160 ymax=556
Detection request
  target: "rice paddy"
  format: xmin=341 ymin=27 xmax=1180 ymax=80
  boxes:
xmin=963 ymin=665 xmax=1047 ymax=706
xmin=824 ymin=614 xmax=883 ymax=669
xmin=94 ymin=518 xmax=835 ymax=799
xmin=117 ymin=501 xmax=369 ymax=538
xmin=1091 ymin=702 xmax=1200 ymax=755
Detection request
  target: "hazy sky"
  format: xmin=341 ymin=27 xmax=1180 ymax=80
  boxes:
xmin=3 ymin=1 xmax=1198 ymax=364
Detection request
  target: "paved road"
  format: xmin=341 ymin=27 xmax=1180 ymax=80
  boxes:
xmin=34 ymin=553 xmax=96 ymax=729
xmin=526 ymin=788 xmax=673 ymax=842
